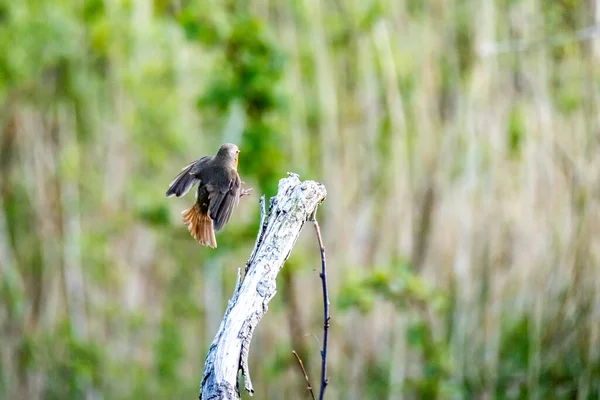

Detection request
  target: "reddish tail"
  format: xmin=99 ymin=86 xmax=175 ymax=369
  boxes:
xmin=181 ymin=203 xmax=217 ymax=248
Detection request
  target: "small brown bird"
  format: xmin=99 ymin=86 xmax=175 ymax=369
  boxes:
xmin=166 ymin=143 xmax=248 ymax=248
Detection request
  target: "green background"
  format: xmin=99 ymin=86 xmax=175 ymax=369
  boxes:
xmin=1 ymin=0 xmax=599 ymax=398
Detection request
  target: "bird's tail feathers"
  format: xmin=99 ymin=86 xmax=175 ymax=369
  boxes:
xmin=181 ymin=203 xmax=217 ymax=248
xmin=166 ymin=161 xmax=199 ymax=198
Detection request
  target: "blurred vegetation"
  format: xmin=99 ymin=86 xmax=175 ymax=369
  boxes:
xmin=1 ymin=0 xmax=600 ymax=399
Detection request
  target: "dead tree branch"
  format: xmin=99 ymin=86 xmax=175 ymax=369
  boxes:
xmin=199 ymin=173 xmax=327 ymax=400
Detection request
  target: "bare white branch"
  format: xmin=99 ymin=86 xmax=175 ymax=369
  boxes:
xmin=199 ymin=173 xmax=327 ymax=400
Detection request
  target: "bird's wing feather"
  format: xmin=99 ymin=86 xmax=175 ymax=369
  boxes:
xmin=166 ymin=157 xmax=206 ymax=197
xmin=207 ymin=174 xmax=241 ymax=231
xmin=189 ymin=155 xmax=213 ymax=176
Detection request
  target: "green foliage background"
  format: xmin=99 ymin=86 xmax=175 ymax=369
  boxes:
xmin=1 ymin=0 xmax=600 ymax=399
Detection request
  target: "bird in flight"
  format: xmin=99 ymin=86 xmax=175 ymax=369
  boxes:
xmin=166 ymin=143 xmax=250 ymax=248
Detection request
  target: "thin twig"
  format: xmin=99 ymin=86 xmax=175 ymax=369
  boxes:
xmin=231 ymin=267 xmax=242 ymax=300
xmin=246 ymin=195 xmax=267 ymax=275
xmin=292 ymin=350 xmax=316 ymax=400
xmin=312 ymin=213 xmax=329 ymax=400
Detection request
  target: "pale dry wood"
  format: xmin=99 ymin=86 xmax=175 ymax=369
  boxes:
xmin=199 ymin=173 xmax=327 ymax=400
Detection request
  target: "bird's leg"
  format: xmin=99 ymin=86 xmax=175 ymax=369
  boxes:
xmin=240 ymin=181 xmax=253 ymax=197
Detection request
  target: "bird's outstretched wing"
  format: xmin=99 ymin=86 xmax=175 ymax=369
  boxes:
xmin=207 ymin=174 xmax=241 ymax=231
xmin=189 ymin=156 xmax=213 ymax=176
xmin=165 ymin=156 xmax=211 ymax=198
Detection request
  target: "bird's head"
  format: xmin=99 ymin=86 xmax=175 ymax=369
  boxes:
xmin=216 ymin=143 xmax=240 ymax=168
